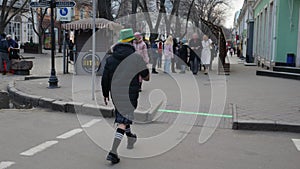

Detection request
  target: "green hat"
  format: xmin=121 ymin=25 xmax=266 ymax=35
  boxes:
xmin=119 ymin=28 xmax=135 ymax=43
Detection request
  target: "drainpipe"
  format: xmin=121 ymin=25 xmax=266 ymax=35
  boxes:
xmin=272 ymin=0 xmax=277 ymax=65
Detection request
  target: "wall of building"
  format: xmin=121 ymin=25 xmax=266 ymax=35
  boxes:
xmin=254 ymin=0 xmax=300 ymax=64
xmin=253 ymin=0 xmax=277 ymax=64
xmin=275 ymin=0 xmax=300 ymax=63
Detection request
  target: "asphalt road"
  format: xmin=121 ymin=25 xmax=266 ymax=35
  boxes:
xmin=0 ymin=109 xmax=299 ymax=169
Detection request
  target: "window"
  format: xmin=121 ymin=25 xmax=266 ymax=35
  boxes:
xmin=80 ymin=9 xmax=85 ymax=19
xmin=14 ymin=22 xmax=21 ymax=41
xmin=8 ymin=22 xmax=13 ymax=35
xmin=89 ymin=11 xmax=93 ymax=18
xmin=27 ymin=24 xmax=33 ymax=42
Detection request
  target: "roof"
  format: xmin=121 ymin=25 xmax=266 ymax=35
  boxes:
xmin=62 ymin=18 xmax=123 ymax=31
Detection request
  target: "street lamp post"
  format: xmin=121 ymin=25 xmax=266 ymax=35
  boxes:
xmin=48 ymin=0 xmax=59 ymax=88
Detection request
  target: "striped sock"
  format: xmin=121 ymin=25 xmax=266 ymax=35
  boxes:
xmin=125 ymin=125 xmax=134 ymax=137
xmin=111 ymin=128 xmax=125 ymax=154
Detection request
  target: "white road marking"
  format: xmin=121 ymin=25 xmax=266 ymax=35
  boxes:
xmin=292 ymin=139 xmax=300 ymax=151
xmin=82 ymin=119 xmax=102 ymax=128
xmin=56 ymin=129 xmax=83 ymax=139
xmin=20 ymin=141 xmax=58 ymax=156
xmin=0 ymin=161 xmax=15 ymax=169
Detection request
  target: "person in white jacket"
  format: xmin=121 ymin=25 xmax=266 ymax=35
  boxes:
xmin=201 ymin=35 xmax=212 ymax=75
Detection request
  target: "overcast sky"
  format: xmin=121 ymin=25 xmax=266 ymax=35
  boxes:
xmin=224 ymin=0 xmax=244 ymax=28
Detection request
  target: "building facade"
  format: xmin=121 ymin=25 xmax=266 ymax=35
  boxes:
xmin=0 ymin=0 xmax=39 ymax=44
xmin=253 ymin=0 xmax=300 ymax=67
xmin=235 ymin=0 xmax=256 ymax=62
xmin=1 ymin=0 xmax=93 ymax=47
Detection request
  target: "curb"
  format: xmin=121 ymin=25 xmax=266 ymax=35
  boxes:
xmin=231 ymin=104 xmax=300 ymax=133
xmin=24 ymin=76 xmax=49 ymax=81
xmin=256 ymin=70 xmax=300 ymax=80
xmin=7 ymin=80 xmax=153 ymax=122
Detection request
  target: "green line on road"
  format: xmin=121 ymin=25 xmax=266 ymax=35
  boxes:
xmin=158 ymin=109 xmax=232 ymax=118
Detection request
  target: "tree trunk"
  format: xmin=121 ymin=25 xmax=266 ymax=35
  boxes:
xmin=131 ymin=0 xmax=138 ymax=31
xmin=97 ymin=0 xmax=113 ymax=20
xmin=38 ymin=35 xmax=43 ymax=54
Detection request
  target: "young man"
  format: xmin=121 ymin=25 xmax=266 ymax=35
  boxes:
xmin=7 ymin=34 xmax=19 ymax=60
xmin=0 ymin=33 xmax=10 ymax=75
xmin=189 ymin=33 xmax=202 ymax=75
xmin=101 ymin=28 xmax=150 ymax=164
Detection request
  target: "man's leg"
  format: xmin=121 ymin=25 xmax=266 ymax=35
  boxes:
xmin=0 ymin=53 xmax=4 ymax=73
xmin=192 ymin=57 xmax=198 ymax=75
xmin=126 ymin=124 xmax=137 ymax=149
xmin=107 ymin=123 xmax=126 ymax=164
xmin=4 ymin=53 xmax=10 ymax=73
xmin=171 ymin=58 xmax=176 ymax=73
xmin=152 ymin=55 xmax=158 ymax=74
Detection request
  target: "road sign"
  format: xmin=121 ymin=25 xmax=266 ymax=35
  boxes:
xmin=55 ymin=1 xmax=76 ymax=8
xmin=57 ymin=7 xmax=72 ymax=22
xmin=29 ymin=1 xmax=50 ymax=8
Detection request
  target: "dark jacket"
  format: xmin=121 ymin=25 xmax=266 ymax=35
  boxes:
xmin=101 ymin=43 xmax=149 ymax=98
xmin=0 ymin=39 xmax=9 ymax=53
xmin=179 ymin=44 xmax=189 ymax=64
xmin=7 ymin=39 xmax=18 ymax=48
xmin=189 ymin=39 xmax=202 ymax=60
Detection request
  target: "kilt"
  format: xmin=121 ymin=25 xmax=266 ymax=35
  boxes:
xmin=114 ymin=93 xmax=138 ymax=125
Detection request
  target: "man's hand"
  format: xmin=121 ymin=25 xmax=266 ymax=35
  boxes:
xmin=104 ymin=97 xmax=110 ymax=105
xmin=143 ymin=74 xmax=150 ymax=81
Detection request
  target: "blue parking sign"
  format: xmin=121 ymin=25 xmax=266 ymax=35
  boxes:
xmin=60 ymin=8 xmax=68 ymax=16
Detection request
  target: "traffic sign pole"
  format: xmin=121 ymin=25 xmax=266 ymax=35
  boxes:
xmin=48 ymin=0 xmax=59 ymax=88
xmin=29 ymin=0 xmax=77 ymax=87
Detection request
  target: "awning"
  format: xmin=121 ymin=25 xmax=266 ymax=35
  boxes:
xmin=62 ymin=18 xmax=123 ymax=31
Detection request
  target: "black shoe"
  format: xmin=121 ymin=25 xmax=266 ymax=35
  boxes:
xmin=106 ymin=152 xmax=120 ymax=164
xmin=152 ymin=70 xmax=158 ymax=74
xmin=127 ymin=134 xmax=137 ymax=149
xmin=2 ymin=72 xmax=6 ymax=75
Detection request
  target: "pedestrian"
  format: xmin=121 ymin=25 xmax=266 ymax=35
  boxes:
xmin=0 ymin=33 xmax=10 ymax=75
xmin=6 ymin=34 xmax=19 ymax=60
xmin=172 ymin=37 xmax=179 ymax=73
xmin=150 ymin=40 xmax=159 ymax=74
xmin=101 ymin=28 xmax=150 ymax=164
xmin=189 ymin=33 xmax=202 ymax=75
xmin=133 ymin=32 xmax=149 ymax=92
xmin=163 ymin=36 xmax=173 ymax=74
xmin=237 ymin=47 xmax=241 ymax=58
xmin=201 ymin=35 xmax=213 ymax=75
xmin=178 ymin=40 xmax=189 ymax=73
xmin=157 ymin=39 xmax=163 ymax=68
xmin=133 ymin=32 xmax=149 ymax=63
xmin=230 ymin=48 xmax=234 ymax=57
xmin=68 ymin=40 xmax=75 ymax=62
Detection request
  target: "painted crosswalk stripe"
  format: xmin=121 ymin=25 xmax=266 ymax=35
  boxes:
xmin=292 ymin=139 xmax=300 ymax=151
xmin=56 ymin=129 xmax=83 ymax=139
xmin=20 ymin=141 xmax=58 ymax=156
xmin=0 ymin=161 xmax=15 ymax=169
xmin=82 ymin=119 xmax=102 ymax=128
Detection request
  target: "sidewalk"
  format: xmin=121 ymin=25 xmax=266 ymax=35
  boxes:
xmin=6 ymin=56 xmax=300 ymax=132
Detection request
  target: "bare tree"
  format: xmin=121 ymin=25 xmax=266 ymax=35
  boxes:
xmin=29 ymin=7 xmax=49 ymax=54
xmin=138 ymin=0 xmax=167 ymax=42
xmin=97 ymin=0 xmax=113 ymax=20
xmin=0 ymin=0 xmax=30 ymax=33
xmin=191 ymin=0 xmax=229 ymax=25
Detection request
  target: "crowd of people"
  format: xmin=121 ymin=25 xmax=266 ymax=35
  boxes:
xmin=129 ymin=32 xmax=216 ymax=76
xmin=0 ymin=33 xmax=20 ymax=75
